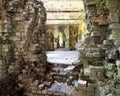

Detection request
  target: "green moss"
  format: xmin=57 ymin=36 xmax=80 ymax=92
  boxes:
xmin=87 ymin=59 xmax=104 ymax=66
xmin=96 ymin=0 xmax=106 ymax=11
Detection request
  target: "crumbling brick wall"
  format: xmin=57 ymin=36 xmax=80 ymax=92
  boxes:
xmin=0 ymin=0 xmax=47 ymax=95
xmin=81 ymin=0 xmax=120 ymax=96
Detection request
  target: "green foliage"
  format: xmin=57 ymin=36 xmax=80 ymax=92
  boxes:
xmin=96 ymin=0 xmax=106 ymax=10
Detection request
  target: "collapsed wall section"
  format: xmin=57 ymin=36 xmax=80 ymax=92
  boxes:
xmin=78 ymin=0 xmax=120 ymax=96
xmin=0 ymin=0 xmax=48 ymax=95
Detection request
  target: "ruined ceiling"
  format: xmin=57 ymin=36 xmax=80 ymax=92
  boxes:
xmin=41 ymin=0 xmax=85 ymax=25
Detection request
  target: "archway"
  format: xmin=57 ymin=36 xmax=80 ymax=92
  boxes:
xmin=44 ymin=0 xmax=87 ymax=50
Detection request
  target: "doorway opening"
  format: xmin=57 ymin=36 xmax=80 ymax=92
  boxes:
xmin=43 ymin=0 xmax=87 ymax=51
xmin=58 ymin=26 xmax=66 ymax=48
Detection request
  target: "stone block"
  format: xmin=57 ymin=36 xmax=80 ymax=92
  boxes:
xmin=108 ymin=12 xmax=119 ymax=23
xmin=108 ymin=23 xmax=120 ymax=29
xmin=116 ymin=60 xmax=120 ymax=67
xmin=90 ymin=66 xmax=104 ymax=80
xmin=32 ymin=90 xmax=36 ymax=94
xmin=86 ymin=0 xmax=101 ymax=5
xmin=75 ymin=90 xmax=87 ymax=96
xmin=114 ymin=40 xmax=120 ymax=45
xmin=37 ymin=90 xmax=42 ymax=94
xmin=106 ymin=0 xmax=120 ymax=6
xmin=87 ymin=92 xmax=95 ymax=96
xmin=25 ymin=93 xmax=34 ymax=96
xmin=76 ymin=84 xmax=86 ymax=91
xmin=41 ymin=90 xmax=47 ymax=94
xmin=107 ymin=6 xmax=118 ymax=12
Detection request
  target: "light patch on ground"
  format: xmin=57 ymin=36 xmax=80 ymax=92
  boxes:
xmin=46 ymin=50 xmax=80 ymax=64
xmin=47 ymin=82 xmax=74 ymax=95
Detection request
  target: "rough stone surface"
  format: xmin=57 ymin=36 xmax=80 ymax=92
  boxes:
xmin=80 ymin=0 xmax=120 ymax=96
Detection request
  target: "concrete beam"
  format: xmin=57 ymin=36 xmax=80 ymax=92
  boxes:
xmin=47 ymin=12 xmax=85 ymax=20
xmin=46 ymin=20 xmax=82 ymax=25
xmin=41 ymin=0 xmax=84 ymax=11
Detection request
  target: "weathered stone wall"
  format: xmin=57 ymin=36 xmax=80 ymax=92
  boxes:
xmin=79 ymin=0 xmax=120 ymax=96
xmin=0 ymin=1 xmax=22 ymax=95
xmin=0 ymin=0 xmax=8 ymax=80
xmin=0 ymin=0 xmax=48 ymax=95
